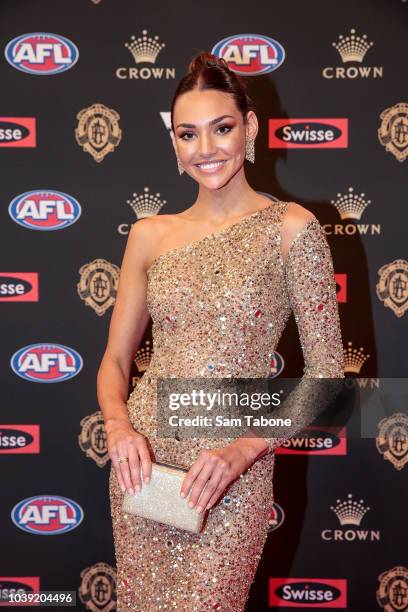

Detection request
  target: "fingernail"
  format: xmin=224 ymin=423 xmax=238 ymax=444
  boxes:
xmin=120 ymin=485 xmax=126 ymax=493
xmin=128 ymin=487 xmax=134 ymax=495
xmin=180 ymin=491 xmax=185 ymax=498
xmin=188 ymin=501 xmax=194 ymax=508
xmin=196 ymin=506 xmax=203 ymax=513
xmin=144 ymin=477 xmax=150 ymax=484
xmin=135 ymin=484 xmax=141 ymax=492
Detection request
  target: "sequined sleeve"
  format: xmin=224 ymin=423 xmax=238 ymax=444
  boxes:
xmin=263 ymin=216 xmax=345 ymax=453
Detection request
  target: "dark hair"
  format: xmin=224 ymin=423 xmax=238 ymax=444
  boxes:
xmin=171 ymin=51 xmax=255 ymax=131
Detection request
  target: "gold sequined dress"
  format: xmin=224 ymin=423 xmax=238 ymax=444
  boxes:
xmin=109 ymin=200 xmax=344 ymax=611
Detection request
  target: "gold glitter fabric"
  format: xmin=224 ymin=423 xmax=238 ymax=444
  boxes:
xmin=109 ymin=200 xmax=344 ymax=611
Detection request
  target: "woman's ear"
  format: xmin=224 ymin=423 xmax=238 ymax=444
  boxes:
xmin=245 ymin=110 xmax=259 ymax=140
xmin=170 ymin=130 xmax=178 ymax=156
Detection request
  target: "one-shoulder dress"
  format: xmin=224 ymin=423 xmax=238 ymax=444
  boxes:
xmin=109 ymin=200 xmax=344 ymax=611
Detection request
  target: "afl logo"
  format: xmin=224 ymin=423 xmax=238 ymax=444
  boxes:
xmin=11 ymin=343 xmax=83 ymax=383
xmin=4 ymin=33 xmax=79 ymax=75
xmin=11 ymin=495 xmax=84 ymax=534
xmin=270 ymin=351 xmax=285 ymax=377
xmin=211 ymin=34 xmax=285 ymax=75
xmin=9 ymin=190 xmax=81 ymax=231
xmin=268 ymin=501 xmax=285 ymax=533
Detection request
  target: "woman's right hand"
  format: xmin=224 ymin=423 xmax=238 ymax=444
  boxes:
xmin=105 ymin=418 xmax=152 ymax=495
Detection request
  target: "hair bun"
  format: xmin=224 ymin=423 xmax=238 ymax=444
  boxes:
xmin=188 ymin=52 xmax=228 ymax=74
xmin=170 ymin=50 xmax=255 ymax=131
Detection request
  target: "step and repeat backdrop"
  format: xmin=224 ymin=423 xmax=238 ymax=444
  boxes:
xmin=1 ymin=0 xmax=407 ymax=610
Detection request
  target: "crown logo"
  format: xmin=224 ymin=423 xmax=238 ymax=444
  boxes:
xmin=134 ymin=340 xmax=153 ymax=373
xmin=332 ymin=28 xmax=374 ymax=63
xmin=125 ymin=29 xmax=165 ymax=64
xmin=126 ymin=187 xmax=166 ymax=218
xmin=344 ymin=341 xmax=370 ymax=374
xmin=331 ymin=187 xmax=371 ymax=220
xmin=330 ymin=493 xmax=370 ymax=526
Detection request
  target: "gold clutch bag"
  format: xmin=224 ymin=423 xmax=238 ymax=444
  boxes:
xmin=122 ymin=461 xmax=208 ymax=533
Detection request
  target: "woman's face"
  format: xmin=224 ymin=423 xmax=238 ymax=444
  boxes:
xmin=172 ymin=88 xmax=257 ymax=190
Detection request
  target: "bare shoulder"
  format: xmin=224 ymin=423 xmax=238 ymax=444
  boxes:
xmin=129 ymin=213 xmax=170 ymax=239
xmin=133 ymin=212 xmax=184 ymax=241
xmin=280 ymin=202 xmax=317 ymax=261
xmin=127 ymin=213 xmax=179 ymax=270
xmin=282 ymin=201 xmax=316 ymax=233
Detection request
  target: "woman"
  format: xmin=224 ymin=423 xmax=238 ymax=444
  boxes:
xmin=97 ymin=52 xmax=344 ymax=611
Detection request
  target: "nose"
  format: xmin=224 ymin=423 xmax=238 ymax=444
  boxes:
xmin=198 ymin=131 xmax=217 ymax=158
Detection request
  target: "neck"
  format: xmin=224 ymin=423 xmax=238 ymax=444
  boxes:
xmin=191 ymin=167 xmax=258 ymax=221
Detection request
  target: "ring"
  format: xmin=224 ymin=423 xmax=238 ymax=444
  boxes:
xmin=118 ymin=457 xmax=129 ymax=464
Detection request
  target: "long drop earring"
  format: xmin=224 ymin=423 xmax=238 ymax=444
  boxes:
xmin=176 ymin=154 xmax=185 ymax=175
xmin=245 ymin=136 xmax=255 ymax=163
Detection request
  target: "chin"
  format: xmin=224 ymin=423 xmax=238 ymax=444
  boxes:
xmin=190 ymin=165 xmax=238 ymax=189
xmin=196 ymin=175 xmax=233 ymax=190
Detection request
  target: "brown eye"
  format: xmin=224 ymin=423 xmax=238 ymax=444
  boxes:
xmin=179 ymin=131 xmax=195 ymax=140
xmin=216 ymin=124 xmax=233 ymax=135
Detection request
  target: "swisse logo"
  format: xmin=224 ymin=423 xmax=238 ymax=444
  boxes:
xmin=211 ymin=34 xmax=285 ymax=75
xmin=0 ymin=118 xmax=36 ymax=147
xmin=11 ymin=495 xmax=84 ymax=534
xmin=0 ymin=425 xmax=40 ymax=453
xmin=276 ymin=427 xmax=347 ymax=455
xmin=269 ymin=119 xmax=348 ymax=148
xmin=9 ymin=190 xmax=81 ymax=231
xmin=4 ymin=33 xmax=79 ymax=75
xmin=11 ymin=343 xmax=83 ymax=383
xmin=335 ymin=274 xmax=347 ymax=303
xmin=0 ymin=577 xmax=39 ymax=604
xmin=269 ymin=578 xmax=347 ymax=607
xmin=0 ymin=273 xmax=38 ymax=301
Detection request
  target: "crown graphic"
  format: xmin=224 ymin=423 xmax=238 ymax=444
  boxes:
xmin=344 ymin=341 xmax=370 ymax=374
xmin=134 ymin=340 xmax=153 ymax=373
xmin=330 ymin=493 xmax=370 ymax=526
xmin=125 ymin=29 xmax=165 ymax=64
xmin=126 ymin=187 xmax=166 ymax=218
xmin=332 ymin=28 xmax=374 ymax=63
xmin=331 ymin=187 xmax=371 ymax=220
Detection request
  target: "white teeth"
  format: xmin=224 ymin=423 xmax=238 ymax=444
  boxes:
xmin=197 ymin=160 xmax=225 ymax=169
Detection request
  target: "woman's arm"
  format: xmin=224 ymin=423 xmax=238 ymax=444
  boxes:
xmin=97 ymin=219 xmax=154 ymax=493
xmin=223 ymin=203 xmax=345 ymax=459
xmin=259 ymin=203 xmax=345 ymax=453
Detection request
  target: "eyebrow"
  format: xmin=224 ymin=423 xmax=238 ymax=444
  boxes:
xmin=175 ymin=114 xmax=235 ymax=129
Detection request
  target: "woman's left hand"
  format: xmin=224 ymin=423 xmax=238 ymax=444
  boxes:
xmin=180 ymin=437 xmax=269 ymax=513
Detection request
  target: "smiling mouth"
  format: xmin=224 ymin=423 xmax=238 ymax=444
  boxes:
xmin=195 ymin=160 xmax=227 ymax=172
